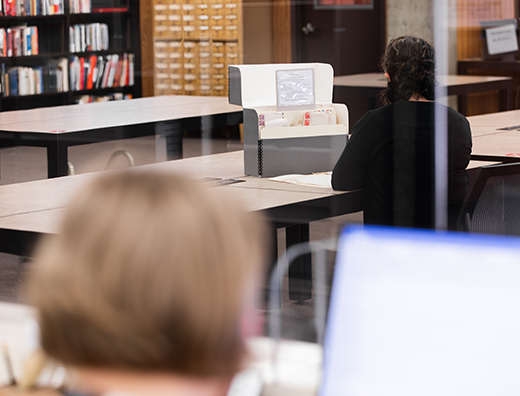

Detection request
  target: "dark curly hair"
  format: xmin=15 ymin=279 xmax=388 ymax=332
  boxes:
xmin=379 ymin=36 xmax=436 ymax=105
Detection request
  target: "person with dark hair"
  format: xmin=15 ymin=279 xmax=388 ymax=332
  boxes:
xmin=332 ymin=36 xmax=472 ymax=229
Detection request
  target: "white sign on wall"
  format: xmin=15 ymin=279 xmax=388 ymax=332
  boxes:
xmin=485 ymin=24 xmax=518 ymax=55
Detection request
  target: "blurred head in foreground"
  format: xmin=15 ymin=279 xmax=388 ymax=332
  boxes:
xmin=27 ymin=171 xmax=267 ymax=394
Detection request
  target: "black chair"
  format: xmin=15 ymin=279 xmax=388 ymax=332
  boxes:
xmin=458 ymin=162 xmax=520 ymax=235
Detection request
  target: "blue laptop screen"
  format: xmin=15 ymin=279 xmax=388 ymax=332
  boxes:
xmin=320 ymin=225 xmax=520 ymax=396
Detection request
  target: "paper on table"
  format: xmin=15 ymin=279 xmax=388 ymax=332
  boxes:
xmin=270 ymin=172 xmax=332 ymax=189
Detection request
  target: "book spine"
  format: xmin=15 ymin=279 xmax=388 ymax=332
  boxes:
xmin=32 ymin=26 xmax=38 ymax=55
xmin=35 ymin=65 xmax=42 ymax=94
xmin=69 ymin=26 xmax=74 ymax=53
xmin=28 ymin=66 xmax=35 ymax=94
xmin=91 ymin=55 xmax=99 ymax=88
xmin=86 ymin=23 xmax=91 ymax=51
xmin=107 ymin=54 xmax=118 ymax=87
xmin=0 ymin=64 xmax=5 ymax=95
xmin=7 ymin=28 xmax=12 ymax=57
xmin=59 ymin=57 xmax=68 ymax=92
xmin=50 ymin=64 xmax=57 ymax=92
xmin=4 ymin=69 xmax=9 ymax=96
xmin=95 ymin=55 xmax=103 ymax=89
xmin=7 ymin=0 xmax=14 ymax=16
xmin=79 ymin=56 xmax=84 ymax=90
xmin=120 ymin=52 xmax=127 ymax=87
xmin=128 ymin=53 xmax=134 ymax=86
xmin=13 ymin=29 xmax=21 ymax=57
xmin=83 ymin=57 xmax=89 ymax=90
xmin=26 ymin=27 xmax=31 ymax=56
xmin=102 ymin=54 xmax=112 ymax=88
xmin=18 ymin=67 xmax=24 ymax=95
xmin=113 ymin=58 xmax=121 ymax=88
xmin=86 ymin=54 xmax=95 ymax=89
xmin=69 ymin=56 xmax=76 ymax=91
xmin=0 ymin=29 xmax=4 ymax=58
xmin=9 ymin=68 xmax=19 ymax=96
xmin=75 ymin=25 xmax=80 ymax=53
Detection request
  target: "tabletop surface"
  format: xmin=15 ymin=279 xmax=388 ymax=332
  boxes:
xmin=1 ymin=109 xmax=519 ymax=235
xmin=0 ymin=95 xmax=242 ymax=134
xmin=468 ymin=109 xmax=520 ymax=160
xmin=334 ymin=73 xmax=512 ymax=88
xmin=0 ymin=151 xmax=347 ymax=234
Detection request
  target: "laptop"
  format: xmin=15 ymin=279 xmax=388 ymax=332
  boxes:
xmin=320 ymin=225 xmax=520 ymax=396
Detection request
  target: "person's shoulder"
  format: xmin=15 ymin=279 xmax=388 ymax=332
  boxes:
xmin=435 ymin=102 xmax=467 ymax=121
xmin=355 ymin=103 xmax=395 ymax=126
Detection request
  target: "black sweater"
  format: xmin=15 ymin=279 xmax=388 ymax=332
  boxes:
xmin=331 ymin=101 xmax=472 ymax=229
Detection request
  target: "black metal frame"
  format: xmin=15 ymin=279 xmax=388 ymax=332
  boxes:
xmin=457 ymin=162 xmax=520 ymax=232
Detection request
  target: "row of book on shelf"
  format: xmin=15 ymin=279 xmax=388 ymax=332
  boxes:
xmin=1 ymin=57 xmax=67 ymax=96
xmin=0 ymin=0 xmax=125 ymax=16
xmin=70 ymin=23 xmax=109 ymax=53
xmin=0 ymin=26 xmax=39 ymax=57
xmin=0 ymin=0 xmax=65 ymax=16
xmin=70 ymin=53 xmax=134 ymax=91
xmin=69 ymin=0 xmax=89 ymax=13
xmin=0 ymin=52 xmax=134 ymax=96
xmin=70 ymin=0 xmax=129 ymax=14
xmin=0 ymin=23 xmax=108 ymax=58
xmin=75 ymin=92 xmax=132 ymax=104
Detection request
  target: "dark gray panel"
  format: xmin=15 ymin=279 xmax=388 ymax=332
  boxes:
xmin=228 ymin=66 xmax=242 ymax=106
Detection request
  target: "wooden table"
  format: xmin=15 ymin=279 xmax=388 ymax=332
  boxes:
xmin=458 ymin=58 xmax=520 ymax=78
xmin=334 ymin=73 xmax=514 ymax=115
xmin=468 ymin=109 xmax=520 ymax=164
xmin=0 ymin=151 xmax=363 ymax=301
xmin=3 ymin=110 xmax=518 ymax=299
xmin=0 ymin=96 xmax=243 ymax=178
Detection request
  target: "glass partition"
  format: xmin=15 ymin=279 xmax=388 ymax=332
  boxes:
xmin=2 ymin=0 xmax=520 ymax=342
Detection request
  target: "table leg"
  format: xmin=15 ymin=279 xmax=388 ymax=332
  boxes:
xmin=201 ymin=116 xmax=212 ymax=156
xmin=499 ymin=87 xmax=514 ymax=112
xmin=263 ymin=227 xmax=280 ymax=308
xmin=47 ymin=143 xmax=69 ymax=178
xmin=286 ymin=224 xmax=312 ymax=302
xmin=458 ymin=94 xmax=468 ymax=116
xmin=156 ymin=121 xmax=183 ymax=161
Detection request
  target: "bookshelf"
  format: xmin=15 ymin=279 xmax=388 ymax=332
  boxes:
xmin=140 ymin=0 xmax=242 ymax=98
xmin=0 ymin=0 xmax=142 ymax=111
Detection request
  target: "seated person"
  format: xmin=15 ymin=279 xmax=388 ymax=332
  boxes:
xmin=26 ymin=170 xmax=267 ymax=396
xmin=332 ymin=36 xmax=472 ymax=229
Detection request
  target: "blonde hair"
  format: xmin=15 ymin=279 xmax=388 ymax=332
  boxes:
xmin=27 ymin=170 xmax=267 ymax=377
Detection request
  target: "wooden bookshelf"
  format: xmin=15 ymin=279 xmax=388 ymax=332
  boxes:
xmin=140 ymin=0 xmax=243 ymax=98
xmin=0 ymin=0 xmax=142 ymax=110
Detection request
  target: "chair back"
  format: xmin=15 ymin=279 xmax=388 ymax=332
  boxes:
xmin=458 ymin=162 xmax=520 ymax=235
